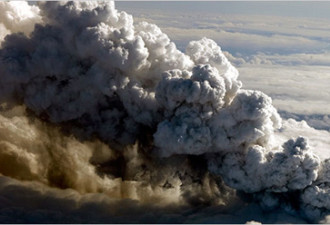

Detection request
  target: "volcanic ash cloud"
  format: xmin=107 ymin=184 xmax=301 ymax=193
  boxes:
xmin=0 ymin=1 xmax=329 ymax=223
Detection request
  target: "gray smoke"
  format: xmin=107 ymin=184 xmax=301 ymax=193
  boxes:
xmin=0 ymin=1 xmax=329 ymax=223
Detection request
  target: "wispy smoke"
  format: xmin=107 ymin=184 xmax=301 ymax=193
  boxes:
xmin=0 ymin=1 xmax=329 ymax=223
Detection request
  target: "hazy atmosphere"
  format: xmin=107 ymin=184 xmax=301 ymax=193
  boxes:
xmin=0 ymin=1 xmax=329 ymax=224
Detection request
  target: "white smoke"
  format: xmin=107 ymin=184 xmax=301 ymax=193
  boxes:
xmin=208 ymin=136 xmax=319 ymax=192
xmin=0 ymin=1 xmax=41 ymax=45
xmin=0 ymin=1 xmax=329 ymax=223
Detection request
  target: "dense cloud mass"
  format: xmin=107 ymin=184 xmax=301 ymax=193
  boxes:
xmin=0 ymin=1 xmax=41 ymax=47
xmin=0 ymin=1 xmax=329 ymax=223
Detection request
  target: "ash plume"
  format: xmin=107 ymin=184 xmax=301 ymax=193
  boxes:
xmin=0 ymin=1 xmax=329 ymax=223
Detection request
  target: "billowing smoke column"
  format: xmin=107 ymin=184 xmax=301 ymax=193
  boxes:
xmin=0 ymin=1 xmax=329 ymax=223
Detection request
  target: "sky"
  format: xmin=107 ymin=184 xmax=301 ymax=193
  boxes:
xmin=116 ymin=2 xmax=330 ymax=19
